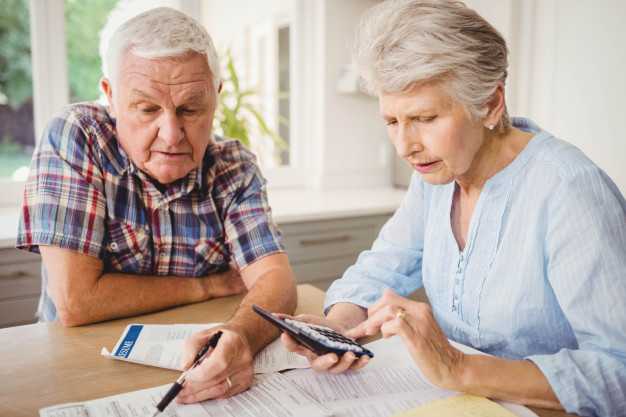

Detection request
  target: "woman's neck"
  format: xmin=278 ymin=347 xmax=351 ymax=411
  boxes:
xmin=456 ymin=127 xmax=533 ymax=196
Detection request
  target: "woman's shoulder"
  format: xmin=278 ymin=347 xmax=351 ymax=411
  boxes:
xmin=519 ymin=129 xmax=624 ymax=209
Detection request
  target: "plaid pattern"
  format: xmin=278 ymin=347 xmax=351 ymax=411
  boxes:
xmin=17 ymin=102 xmax=283 ymax=290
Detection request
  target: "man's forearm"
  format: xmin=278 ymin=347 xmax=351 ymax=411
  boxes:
xmin=56 ymin=272 xmax=211 ymax=326
xmin=226 ymin=267 xmax=297 ymax=354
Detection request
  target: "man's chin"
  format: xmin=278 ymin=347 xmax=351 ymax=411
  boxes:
xmin=147 ymin=170 xmax=191 ymax=185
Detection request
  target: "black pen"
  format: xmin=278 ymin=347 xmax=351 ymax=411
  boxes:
xmin=151 ymin=330 xmax=223 ymax=416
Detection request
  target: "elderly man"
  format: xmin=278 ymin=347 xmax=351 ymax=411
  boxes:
xmin=16 ymin=7 xmax=296 ymax=400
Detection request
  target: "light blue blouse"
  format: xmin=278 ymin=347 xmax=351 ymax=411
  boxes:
xmin=325 ymin=118 xmax=626 ymax=417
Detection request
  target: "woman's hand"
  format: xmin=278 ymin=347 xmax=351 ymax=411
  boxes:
xmin=176 ymin=325 xmax=254 ymax=403
xmin=346 ymin=289 xmax=466 ymax=391
xmin=278 ymin=313 xmax=371 ymax=373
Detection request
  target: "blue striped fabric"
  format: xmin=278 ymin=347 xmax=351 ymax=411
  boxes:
xmin=325 ymin=118 xmax=626 ymax=416
xmin=17 ymin=103 xmax=284 ymax=321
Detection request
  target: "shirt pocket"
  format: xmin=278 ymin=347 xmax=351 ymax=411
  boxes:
xmin=193 ymin=238 xmax=230 ymax=276
xmin=105 ymin=220 xmax=151 ymax=274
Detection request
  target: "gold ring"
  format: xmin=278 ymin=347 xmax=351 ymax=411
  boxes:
xmin=225 ymin=376 xmax=233 ymax=390
xmin=395 ymin=308 xmax=406 ymax=320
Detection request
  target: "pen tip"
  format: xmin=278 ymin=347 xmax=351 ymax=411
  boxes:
xmin=151 ymin=410 xmax=160 ymax=417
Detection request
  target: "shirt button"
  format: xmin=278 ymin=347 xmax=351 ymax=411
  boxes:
xmin=110 ymin=242 xmax=119 ymax=251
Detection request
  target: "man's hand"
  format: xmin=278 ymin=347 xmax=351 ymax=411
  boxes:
xmin=176 ymin=253 xmax=296 ymax=403
xmin=177 ymin=326 xmax=254 ymax=403
xmin=201 ymin=267 xmax=247 ymax=299
xmin=279 ymin=314 xmax=371 ymax=374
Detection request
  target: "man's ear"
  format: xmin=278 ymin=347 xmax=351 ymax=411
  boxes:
xmin=100 ymin=77 xmax=116 ymax=117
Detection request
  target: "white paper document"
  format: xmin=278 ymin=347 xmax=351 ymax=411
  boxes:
xmin=360 ymin=336 xmax=537 ymax=417
xmin=39 ymin=373 xmax=331 ymax=417
xmin=100 ymin=323 xmax=309 ymax=374
xmin=50 ymin=330 xmax=536 ymax=417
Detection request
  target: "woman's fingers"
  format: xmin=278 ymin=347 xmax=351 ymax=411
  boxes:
xmin=346 ymin=304 xmax=404 ymax=339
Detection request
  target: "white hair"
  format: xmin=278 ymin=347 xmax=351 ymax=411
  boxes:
xmin=99 ymin=6 xmax=221 ymax=93
xmin=355 ymin=0 xmax=511 ymax=132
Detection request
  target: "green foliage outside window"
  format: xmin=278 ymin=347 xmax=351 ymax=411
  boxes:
xmin=0 ymin=0 xmax=32 ymax=109
xmin=215 ymin=51 xmax=287 ymax=154
xmin=65 ymin=0 xmax=117 ymax=102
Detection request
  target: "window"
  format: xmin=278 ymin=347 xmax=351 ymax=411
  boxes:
xmin=0 ymin=0 xmax=35 ymax=183
xmin=203 ymin=0 xmax=307 ymax=187
xmin=0 ymin=0 xmax=304 ymax=207
xmin=65 ymin=0 xmax=118 ymax=103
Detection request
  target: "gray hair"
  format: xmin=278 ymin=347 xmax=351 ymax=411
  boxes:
xmin=355 ymin=0 xmax=511 ymax=132
xmin=99 ymin=6 xmax=221 ymax=94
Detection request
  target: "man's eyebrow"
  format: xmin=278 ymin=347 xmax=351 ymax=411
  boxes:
xmin=129 ymin=89 xmax=157 ymax=101
xmin=180 ymin=91 xmax=208 ymax=103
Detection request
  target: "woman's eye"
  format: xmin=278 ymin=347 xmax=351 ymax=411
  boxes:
xmin=418 ymin=115 xmax=437 ymax=123
xmin=385 ymin=120 xmax=397 ymax=126
xmin=140 ymin=107 xmax=159 ymax=114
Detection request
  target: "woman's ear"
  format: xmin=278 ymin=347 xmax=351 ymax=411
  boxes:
xmin=484 ymin=82 xmax=506 ymax=130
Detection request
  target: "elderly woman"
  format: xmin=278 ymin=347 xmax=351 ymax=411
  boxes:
xmin=281 ymin=1 xmax=626 ymax=416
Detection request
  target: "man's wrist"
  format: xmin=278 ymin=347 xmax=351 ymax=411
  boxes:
xmin=223 ymin=320 xmax=263 ymax=355
xmin=194 ymin=277 xmax=211 ymax=302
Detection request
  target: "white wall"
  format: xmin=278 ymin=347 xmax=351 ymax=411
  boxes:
xmin=202 ymin=0 xmax=392 ymax=189
xmin=468 ymin=0 xmax=626 ymax=194
xmin=315 ymin=0 xmax=391 ymax=189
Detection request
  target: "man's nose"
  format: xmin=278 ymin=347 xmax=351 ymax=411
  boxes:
xmin=394 ymin=124 xmax=421 ymax=158
xmin=158 ymin=112 xmax=184 ymax=146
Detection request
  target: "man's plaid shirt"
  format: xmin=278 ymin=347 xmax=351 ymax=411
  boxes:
xmin=17 ymin=103 xmax=284 ymax=320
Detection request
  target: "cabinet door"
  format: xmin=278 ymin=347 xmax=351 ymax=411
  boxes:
xmin=279 ymin=215 xmax=389 ymax=283
xmin=0 ymin=249 xmax=41 ymax=327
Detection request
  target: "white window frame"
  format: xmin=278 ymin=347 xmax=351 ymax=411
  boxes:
xmin=0 ymin=0 xmax=68 ymax=208
xmin=262 ymin=0 xmax=322 ymax=189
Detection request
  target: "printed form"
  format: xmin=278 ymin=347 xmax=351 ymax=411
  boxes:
xmin=44 ymin=333 xmax=536 ymax=417
xmin=100 ymin=323 xmax=309 ymax=374
xmin=39 ymin=373 xmax=331 ymax=417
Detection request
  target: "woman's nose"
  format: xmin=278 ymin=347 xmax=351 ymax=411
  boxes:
xmin=395 ymin=124 xmax=421 ymax=158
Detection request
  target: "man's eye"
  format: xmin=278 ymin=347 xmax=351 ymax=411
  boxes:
xmin=417 ymin=115 xmax=437 ymax=123
xmin=180 ymin=108 xmax=197 ymax=115
xmin=140 ymin=107 xmax=159 ymax=114
xmin=385 ymin=120 xmax=397 ymax=126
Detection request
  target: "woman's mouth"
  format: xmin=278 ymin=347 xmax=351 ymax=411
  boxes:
xmin=413 ymin=160 xmax=441 ymax=174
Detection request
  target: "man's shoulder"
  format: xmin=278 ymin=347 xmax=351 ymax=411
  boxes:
xmin=45 ymin=102 xmax=113 ymax=148
xmin=40 ymin=102 xmax=123 ymax=177
xmin=206 ymin=137 xmax=262 ymax=194
xmin=211 ymin=137 xmax=258 ymax=165
xmin=53 ymin=101 xmax=112 ymax=130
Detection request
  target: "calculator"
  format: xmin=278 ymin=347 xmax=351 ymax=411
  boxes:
xmin=252 ymin=304 xmax=374 ymax=358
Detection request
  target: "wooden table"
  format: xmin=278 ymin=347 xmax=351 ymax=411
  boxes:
xmin=0 ymin=284 xmax=574 ymax=417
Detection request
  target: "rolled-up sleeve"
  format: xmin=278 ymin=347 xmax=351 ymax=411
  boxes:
xmin=527 ymin=168 xmax=626 ymax=417
xmin=324 ymin=173 xmax=426 ymax=313
xmin=17 ymin=112 xmax=107 ymax=258
xmin=223 ymin=164 xmax=284 ymax=269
